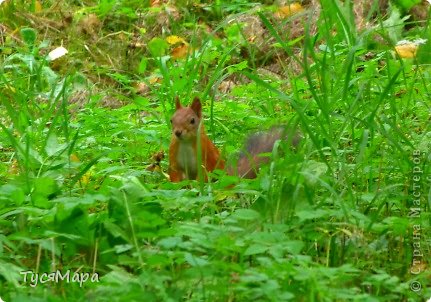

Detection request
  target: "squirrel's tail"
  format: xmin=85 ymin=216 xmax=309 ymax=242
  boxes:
xmin=228 ymin=126 xmax=301 ymax=179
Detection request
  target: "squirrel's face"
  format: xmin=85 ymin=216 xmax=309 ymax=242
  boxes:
xmin=170 ymin=106 xmax=200 ymax=141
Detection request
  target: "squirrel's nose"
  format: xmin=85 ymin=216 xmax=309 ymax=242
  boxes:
xmin=175 ymin=130 xmax=182 ymax=138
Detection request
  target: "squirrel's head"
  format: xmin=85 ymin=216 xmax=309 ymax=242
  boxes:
xmin=170 ymin=96 xmax=202 ymax=141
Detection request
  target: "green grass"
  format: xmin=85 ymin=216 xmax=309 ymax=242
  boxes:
xmin=0 ymin=0 xmax=430 ymax=301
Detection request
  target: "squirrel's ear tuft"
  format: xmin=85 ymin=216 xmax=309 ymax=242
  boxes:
xmin=175 ymin=96 xmax=182 ymax=110
xmin=191 ymin=97 xmax=202 ymax=117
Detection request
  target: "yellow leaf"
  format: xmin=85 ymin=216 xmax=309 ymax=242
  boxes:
xmin=395 ymin=43 xmax=418 ymax=58
xmin=69 ymin=154 xmax=93 ymax=186
xmin=34 ymin=0 xmax=42 ymax=12
xmin=275 ymin=3 xmax=303 ymax=19
xmin=80 ymin=171 xmax=92 ymax=185
xmin=149 ymin=76 xmax=162 ymax=84
xmin=395 ymin=39 xmax=426 ymax=59
xmin=166 ymin=35 xmax=186 ymax=45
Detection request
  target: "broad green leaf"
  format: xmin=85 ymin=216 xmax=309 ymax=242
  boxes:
xmin=32 ymin=177 xmax=58 ymax=208
xmin=382 ymin=7 xmax=409 ymax=42
xmin=148 ymin=37 xmax=168 ymax=57
xmin=114 ymin=244 xmax=133 ymax=254
xmin=244 ymin=243 xmax=268 ymax=255
xmin=283 ymin=240 xmax=304 ymax=255
xmin=231 ymin=209 xmax=261 ymax=221
xmin=20 ymin=27 xmax=37 ymax=46
xmin=395 ymin=0 xmax=421 ymax=10
xmin=45 ymin=134 xmax=67 ymax=157
xmin=0 ymin=184 xmax=25 ymax=206
xmin=302 ymin=160 xmax=328 ymax=185
xmin=184 ymin=252 xmax=209 ymax=267
xmin=0 ymin=261 xmax=23 ymax=287
xmin=158 ymin=236 xmax=182 ymax=249
xmin=138 ymin=57 xmax=147 ymax=74
xmin=296 ymin=209 xmax=330 ymax=221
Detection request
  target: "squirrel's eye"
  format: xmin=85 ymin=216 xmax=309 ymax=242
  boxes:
xmin=190 ymin=118 xmax=195 ymax=124
xmin=170 ymin=119 xmax=173 ymax=124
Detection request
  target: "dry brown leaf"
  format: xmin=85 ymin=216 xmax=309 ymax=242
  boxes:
xmin=247 ymin=36 xmax=256 ymax=43
xmin=152 ymin=151 xmax=165 ymax=162
xmin=410 ymin=262 xmax=427 ymax=275
xmin=145 ymin=151 xmax=165 ymax=172
xmin=150 ymin=0 xmax=162 ymax=7
xmin=134 ymin=82 xmax=150 ymax=95
xmin=79 ymin=14 xmax=101 ymax=37
xmin=171 ymin=44 xmax=190 ymax=59
xmin=129 ymin=41 xmax=145 ymax=48
xmin=70 ymin=153 xmax=80 ymax=162
xmin=218 ymin=80 xmax=236 ymax=94
xmin=165 ymin=5 xmax=180 ymax=21
xmin=9 ymin=158 xmax=19 ymax=175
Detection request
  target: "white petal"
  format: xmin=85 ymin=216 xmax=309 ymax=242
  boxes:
xmin=48 ymin=46 xmax=68 ymax=61
xmin=414 ymin=38 xmax=428 ymax=45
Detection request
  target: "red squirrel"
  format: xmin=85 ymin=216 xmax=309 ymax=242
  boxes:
xmin=169 ymin=97 xmax=225 ymax=182
xmin=169 ymin=97 xmax=300 ymax=182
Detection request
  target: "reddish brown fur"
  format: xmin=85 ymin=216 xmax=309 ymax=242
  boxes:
xmin=169 ymin=97 xmax=225 ymax=182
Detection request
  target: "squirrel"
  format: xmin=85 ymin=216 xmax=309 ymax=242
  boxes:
xmin=168 ymin=97 xmax=300 ymax=182
xmin=169 ymin=97 xmax=225 ymax=182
